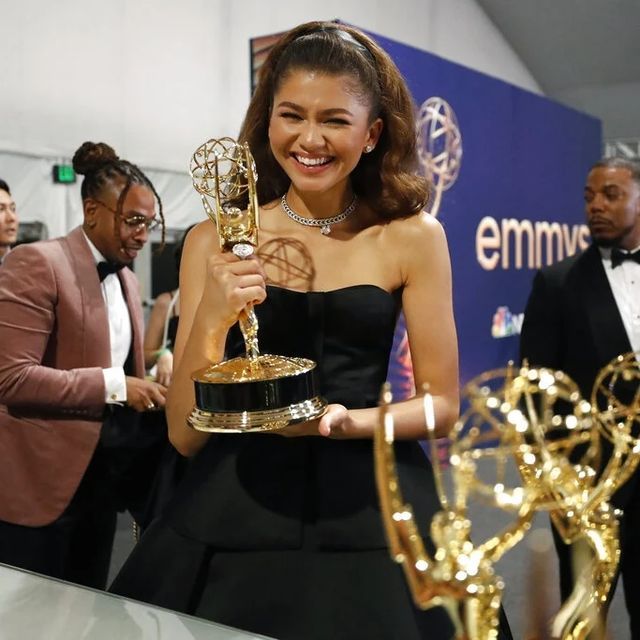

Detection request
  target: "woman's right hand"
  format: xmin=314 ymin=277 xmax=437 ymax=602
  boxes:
xmin=199 ymin=252 xmax=267 ymax=328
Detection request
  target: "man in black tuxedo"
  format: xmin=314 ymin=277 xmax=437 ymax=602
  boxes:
xmin=520 ymin=157 xmax=640 ymax=638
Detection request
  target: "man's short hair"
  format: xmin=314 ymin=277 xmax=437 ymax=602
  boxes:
xmin=591 ymin=158 xmax=640 ymax=187
xmin=0 ymin=179 xmax=10 ymax=195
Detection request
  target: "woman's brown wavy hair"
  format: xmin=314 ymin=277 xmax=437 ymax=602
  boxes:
xmin=238 ymin=21 xmax=429 ymax=221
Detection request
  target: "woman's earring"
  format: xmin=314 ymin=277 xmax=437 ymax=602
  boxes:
xmin=364 ymin=145 xmax=374 ymax=153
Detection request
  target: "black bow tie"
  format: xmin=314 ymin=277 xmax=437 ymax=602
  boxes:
xmin=611 ymin=248 xmax=640 ymax=269
xmin=97 ymin=261 xmax=125 ymax=282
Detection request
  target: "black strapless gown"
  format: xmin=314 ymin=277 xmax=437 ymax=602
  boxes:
xmin=111 ymin=286 xmax=510 ymax=640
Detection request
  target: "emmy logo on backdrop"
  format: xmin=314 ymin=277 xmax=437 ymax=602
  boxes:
xmin=187 ymin=137 xmax=326 ymax=433
xmin=416 ymin=97 xmax=463 ymax=217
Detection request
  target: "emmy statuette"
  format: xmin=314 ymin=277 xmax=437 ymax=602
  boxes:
xmin=374 ymin=355 xmax=640 ymax=640
xmin=187 ymin=138 xmax=327 ymax=432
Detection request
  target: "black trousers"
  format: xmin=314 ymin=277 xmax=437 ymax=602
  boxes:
xmin=552 ymin=475 xmax=640 ymax=639
xmin=0 ymin=444 xmax=120 ymax=589
xmin=0 ymin=409 xmax=167 ymax=590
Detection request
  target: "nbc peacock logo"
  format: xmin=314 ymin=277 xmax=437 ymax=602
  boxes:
xmin=491 ymin=306 xmax=524 ymax=338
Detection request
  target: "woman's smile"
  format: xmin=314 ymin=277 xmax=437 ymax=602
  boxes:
xmin=268 ymin=70 xmax=380 ymax=196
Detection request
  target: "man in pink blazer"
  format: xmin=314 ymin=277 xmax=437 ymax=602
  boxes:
xmin=0 ymin=142 xmax=167 ymax=589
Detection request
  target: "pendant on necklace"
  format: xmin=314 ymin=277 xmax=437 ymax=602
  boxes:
xmin=321 ymin=225 xmax=331 ymax=235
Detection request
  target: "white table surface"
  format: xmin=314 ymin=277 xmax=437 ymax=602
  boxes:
xmin=0 ymin=563 xmax=275 ymax=640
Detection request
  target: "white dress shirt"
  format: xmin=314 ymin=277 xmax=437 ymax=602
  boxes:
xmin=600 ymin=244 xmax=640 ymax=354
xmin=83 ymin=232 xmax=132 ymax=403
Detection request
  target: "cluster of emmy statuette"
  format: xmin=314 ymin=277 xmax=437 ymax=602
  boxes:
xmin=375 ymin=353 xmax=640 ymax=640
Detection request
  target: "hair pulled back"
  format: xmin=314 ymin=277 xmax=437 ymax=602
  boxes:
xmin=238 ymin=21 xmax=429 ymax=221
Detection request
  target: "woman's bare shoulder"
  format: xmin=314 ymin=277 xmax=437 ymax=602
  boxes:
xmin=178 ymin=219 xmax=219 ymax=288
xmin=185 ymin=218 xmax=218 ymax=250
xmin=385 ymin=212 xmax=446 ymax=250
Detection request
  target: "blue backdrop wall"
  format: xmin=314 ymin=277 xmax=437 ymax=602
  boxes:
xmin=373 ymin=29 xmax=602 ymax=390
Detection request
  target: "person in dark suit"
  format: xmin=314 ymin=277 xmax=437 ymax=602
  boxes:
xmin=0 ymin=141 xmax=168 ymax=590
xmin=520 ymin=157 xmax=640 ymax=638
xmin=0 ymin=179 xmax=17 ymax=265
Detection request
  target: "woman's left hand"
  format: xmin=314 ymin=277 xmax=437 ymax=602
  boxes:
xmin=274 ymin=404 xmax=354 ymax=438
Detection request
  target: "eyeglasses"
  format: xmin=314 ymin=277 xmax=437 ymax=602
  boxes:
xmin=93 ymin=197 xmax=161 ymax=232
xmin=122 ymin=214 xmax=162 ymax=232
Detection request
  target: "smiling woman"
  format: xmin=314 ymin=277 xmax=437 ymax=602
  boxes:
xmin=109 ymin=21 xmax=511 ymax=640
xmin=268 ymin=71 xmax=382 ymax=204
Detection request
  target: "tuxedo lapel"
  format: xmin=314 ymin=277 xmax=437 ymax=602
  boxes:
xmin=118 ymin=269 xmax=145 ymax=378
xmin=63 ymin=227 xmax=145 ymax=376
xmin=579 ymin=246 xmax=632 ymax=365
xmin=63 ymin=227 xmax=112 ymax=368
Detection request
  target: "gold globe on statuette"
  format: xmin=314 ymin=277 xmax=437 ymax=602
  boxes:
xmin=187 ymin=138 xmax=327 ymax=432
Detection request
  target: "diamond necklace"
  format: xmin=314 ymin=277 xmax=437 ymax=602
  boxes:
xmin=280 ymin=193 xmax=358 ymax=235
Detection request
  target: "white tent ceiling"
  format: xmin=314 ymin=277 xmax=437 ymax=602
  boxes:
xmin=476 ymin=0 xmax=640 ymax=139
xmin=477 ymin=0 xmax=640 ymax=92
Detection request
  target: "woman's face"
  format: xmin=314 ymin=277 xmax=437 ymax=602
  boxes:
xmin=268 ymin=70 xmax=382 ymax=197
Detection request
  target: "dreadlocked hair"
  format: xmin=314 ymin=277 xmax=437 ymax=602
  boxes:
xmin=72 ymin=141 xmax=165 ymax=248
